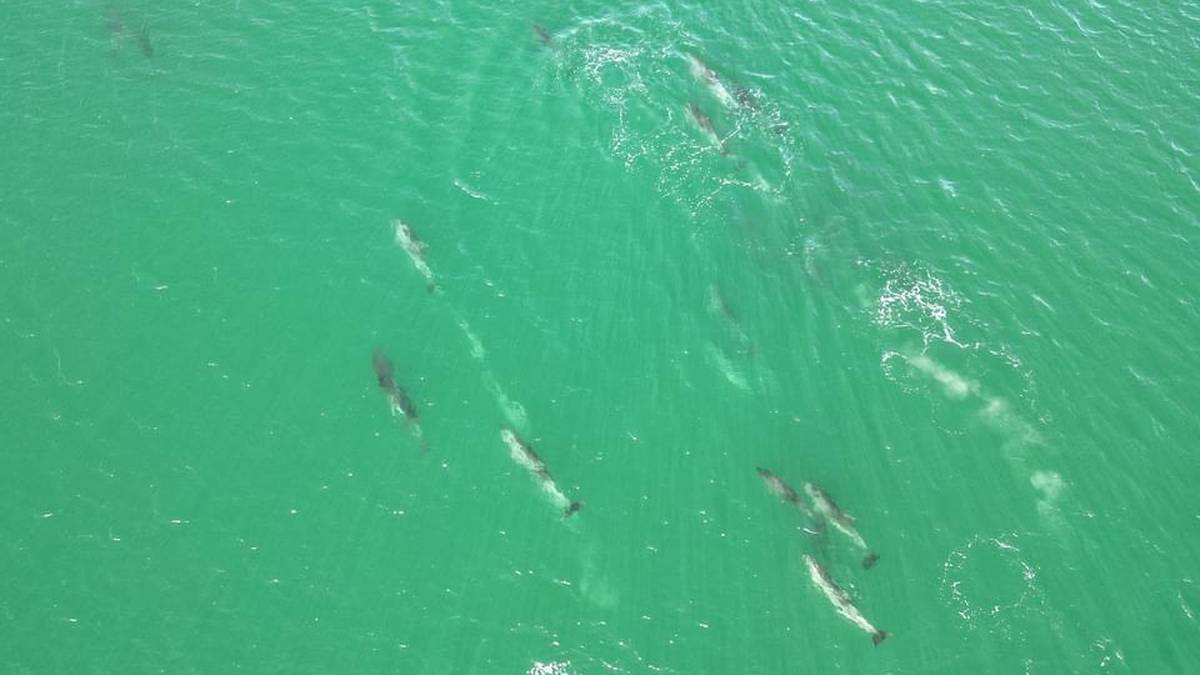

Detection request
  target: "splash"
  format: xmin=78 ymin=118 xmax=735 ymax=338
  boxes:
xmin=874 ymin=263 xmax=971 ymax=349
xmin=551 ymin=20 xmax=798 ymax=216
xmin=529 ymin=661 xmax=573 ymax=675
xmin=940 ymin=532 xmax=1046 ymax=641
xmin=1031 ymin=470 xmax=1067 ymax=523
xmin=906 ymin=353 xmax=977 ymax=399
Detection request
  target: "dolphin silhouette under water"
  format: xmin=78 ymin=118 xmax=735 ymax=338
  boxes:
xmin=686 ymin=102 xmax=727 ymax=155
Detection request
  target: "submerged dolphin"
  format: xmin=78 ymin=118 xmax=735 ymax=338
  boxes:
xmin=392 ymin=219 xmax=437 ymax=292
xmin=500 ymin=428 xmax=582 ymax=518
xmin=104 ymin=4 xmax=125 ymax=40
xmin=804 ymin=554 xmax=889 ymax=645
xmin=707 ymin=285 xmax=754 ymax=354
xmin=804 ymin=482 xmax=879 ymax=569
xmin=686 ymin=103 xmax=727 ymax=155
xmin=532 ymin=23 xmax=553 ymax=46
xmin=136 ymin=22 xmax=154 ymax=58
xmin=687 ymin=54 xmax=738 ymax=109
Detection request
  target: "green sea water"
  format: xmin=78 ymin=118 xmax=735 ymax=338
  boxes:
xmin=3 ymin=1 xmax=1199 ymax=673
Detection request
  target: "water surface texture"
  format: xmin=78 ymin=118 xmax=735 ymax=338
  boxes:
xmin=2 ymin=1 xmax=1199 ymax=673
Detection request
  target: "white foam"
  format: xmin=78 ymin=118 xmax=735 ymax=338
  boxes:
xmin=528 ymin=661 xmax=573 ymax=675
xmin=875 ymin=264 xmax=969 ymax=348
xmin=1030 ymin=470 xmax=1064 ymax=500
xmin=907 ymin=353 xmax=977 ymax=399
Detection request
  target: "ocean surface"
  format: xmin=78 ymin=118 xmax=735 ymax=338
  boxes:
xmin=2 ymin=1 xmax=1199 ymax=673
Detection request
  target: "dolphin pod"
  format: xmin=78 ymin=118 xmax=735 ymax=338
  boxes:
xmin=370 ymin=42 xmax=891 ymax=649
xmin=757 ymin=468 xmax=879 ymax=569
xmin=758 ymin=468 xmax=886 ymax=643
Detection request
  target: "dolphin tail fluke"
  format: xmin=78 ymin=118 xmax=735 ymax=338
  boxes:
xmin=563 ymin=501 xmax=583 ymax=518
xmin=862 ymin=552 xmax=879 ymax=569
xmin=872 ymin=630 xmax=889 ymax=646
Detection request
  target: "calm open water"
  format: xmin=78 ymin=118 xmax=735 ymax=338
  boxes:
xmin=2 ymin=1 xmax=1199 ymax=673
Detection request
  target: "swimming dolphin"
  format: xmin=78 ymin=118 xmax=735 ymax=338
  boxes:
xmin=707 ymin=285 xmax=754 ymax=354
xmin=372 ymin=349 xmax=418 ymax=420
xmin=372 ymin=349 xmax=427 ymax=451
xmin=532 ymin=23 xmax=553 ymax=46
xmin=500 ymin=428 xmax=582 ymax=518
xmin=686 ymin=103 xmax=727 ymax=155
xmin=803 ymin=482 xmax=879 ymax=569
xmin=804 ymin=554 xmax=889 ymax=645
xmin=756 ymin=467 xmax=810 ymax=512
xmin=757 ymin=467 xmax=823 ymax=535
xmin=687 ymin=55 xmax=738 ymax=109
xmin=136 ymin=22 xmax=154 ymax=58
xmin=392 ymin=219 xmax=437 ymax=293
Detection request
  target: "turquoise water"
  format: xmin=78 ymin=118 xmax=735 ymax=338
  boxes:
xmin=3 ymin=1 xmax=1199 ymax=672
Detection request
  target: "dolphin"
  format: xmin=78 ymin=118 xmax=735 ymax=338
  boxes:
xmin=392 ymin=219 xmax=437 ymax=293
xmin=104 ymin=4 xmax=127 ymax=53
xmin=532 ymin=23 xmax=553 ymax=46
xmin=372 ymin=349 xmax=418 ymax=420
xmin=104 ymin=5 xmax=125 ymax=37
xmin=136 ymin=22 xmax=154 ymax=58
xmin=803 ymin=482 xmax=879 ymax=569
xmin=687 ymin=55 xmax=738 ymax=110
xmin=804 ymin=554 xmax=889 ymax=645
xmin=757 ymin=467 xmax=823 ymax=535
xmin=500 ymin=428 xmax=582 ymax=518
xmin=686 ymin=103 xmax=727 ymax=155
xmin=707 ymin=285 xmax=754 ymax=354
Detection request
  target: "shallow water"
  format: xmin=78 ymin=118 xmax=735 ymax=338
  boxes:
xmin=2 ymin=1 xmax=1198 ymax=673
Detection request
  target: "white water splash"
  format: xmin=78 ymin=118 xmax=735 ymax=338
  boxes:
xmin=529 ymin=661 xmax=573 ymax=675
xmin=554 ymin=22 xmax=796 ymax=215
xmin=875 ymin=263 xmax=971 ymax=349
xmin=1031 ymin=470 xmax=1067 ymax=521
xmin=941 ymin=532 xmax=1046 ymax=641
